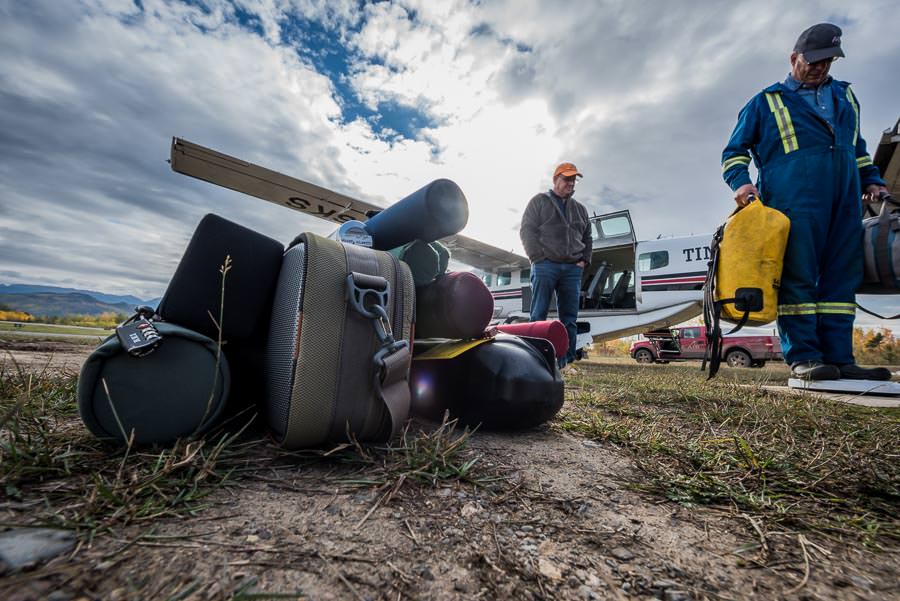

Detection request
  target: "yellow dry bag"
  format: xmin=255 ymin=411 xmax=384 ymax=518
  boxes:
xmin=702 ymin=197 xmax=789 ymax=377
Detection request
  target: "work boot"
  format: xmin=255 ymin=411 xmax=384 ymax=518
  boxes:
xmin=790 ymin=361 xmax=840 ymax=381
xmin=837 ymin=364 xmax=892 ymax=381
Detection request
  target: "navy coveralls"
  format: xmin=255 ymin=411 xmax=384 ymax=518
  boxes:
xmin=722 ymin=78 xmax=886 ymax=365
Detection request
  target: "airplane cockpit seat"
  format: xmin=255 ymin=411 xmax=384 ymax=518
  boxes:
xmin=607 ymin=270 xmax=630 ymax=308
xmin=583 ymin=261 xmax=611 ymax=309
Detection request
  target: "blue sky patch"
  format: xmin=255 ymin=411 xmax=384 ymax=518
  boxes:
xmin=279 ymin=10 xmax=437 ymax=144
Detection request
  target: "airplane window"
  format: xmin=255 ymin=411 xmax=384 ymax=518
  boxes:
xmin=596 ymin=216 xmax=632 ymax=238
xmin=497 ymin=271 xmax=512 ymax=286
xmin=638 ymin=251 xmax=669 ymax=271
xmin=603 ymin=271 xmax=628 ymax=292
xmin=520 ymin=268 xmax=530 ymax=283
xmin=482 ymin=274 xmax=493 ymax=287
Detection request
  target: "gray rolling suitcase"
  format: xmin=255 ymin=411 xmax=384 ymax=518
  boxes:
xmin=266 ymin=232 xmax=415 ymax=448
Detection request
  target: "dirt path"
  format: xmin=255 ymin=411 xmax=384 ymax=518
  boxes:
xmin=0 ymin=341 xmax=93 ymax=376
xmin=2 ymin=346 xmax=897 ymax=600
xmin=8 ymin=432 xmax=898 ymax=600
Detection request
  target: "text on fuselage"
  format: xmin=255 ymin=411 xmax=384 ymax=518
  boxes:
xmin=682 ymin=247 xmax=712 ymax=262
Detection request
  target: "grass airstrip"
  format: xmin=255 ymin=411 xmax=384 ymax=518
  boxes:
xmin=0 ymin=321 xmax=111 ymax=341
xmin=559 ymin=361 xmax=899 ymax=549
xmin=0 ymin=355 xmax=897 ymax=595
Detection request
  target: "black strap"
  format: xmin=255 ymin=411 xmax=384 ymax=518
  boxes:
xmin=343 ymin=244 xmax=410 ymax=439
xmin=855 ymin=303 xmax=900 ymax=320
xmin=701 ymin=224 xmax=726 ymax=378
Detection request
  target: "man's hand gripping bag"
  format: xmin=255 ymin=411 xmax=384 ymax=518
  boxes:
xmin=78 ymin=312 xmax=230 ymax=446
xmin=265 ymin=233 xmax=415 ymax=448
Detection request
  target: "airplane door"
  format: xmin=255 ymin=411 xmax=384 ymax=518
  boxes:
xmin=590 ymin=210 xmax=636 ymax=250
xmin=585 ymin=210 xmax=638 ymax=310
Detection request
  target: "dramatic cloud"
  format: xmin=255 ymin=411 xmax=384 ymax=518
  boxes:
xmin=1 ymin=0 xmax=898 ymax=324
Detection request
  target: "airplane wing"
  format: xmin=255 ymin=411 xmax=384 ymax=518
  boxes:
xmin=170 ymin=137 xmax=381 ymax=224
xmin=441 ymin=234 xmax=531 ymax=272
xmin=169 ymin=137 xmax=530 ymax=273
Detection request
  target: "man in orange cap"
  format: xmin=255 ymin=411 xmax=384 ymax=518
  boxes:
xmin=520 ymin=162 xmax=593 ymax=369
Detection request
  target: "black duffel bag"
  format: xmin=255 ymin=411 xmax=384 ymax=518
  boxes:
xmin=78 ymin=312 xmax=230 ymax=446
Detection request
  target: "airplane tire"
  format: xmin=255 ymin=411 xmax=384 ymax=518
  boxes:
xmin=634 ymin=349 xmax=654 ymax=364
xmin=725 ymin=349 xmax=752 ymax=368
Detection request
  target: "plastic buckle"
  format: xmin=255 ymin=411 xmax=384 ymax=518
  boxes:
xmin=373 ymin=339 xmax=409 ymax=373
xmin=345 ymin=272 xmax=390 ymax=319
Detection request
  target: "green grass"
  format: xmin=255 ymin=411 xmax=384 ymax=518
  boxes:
xmin=558 ymin=360 xmax=900 ymax=550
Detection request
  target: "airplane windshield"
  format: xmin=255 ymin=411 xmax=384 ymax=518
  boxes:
xmin=595 ymin=216 xmax=631 ymax=239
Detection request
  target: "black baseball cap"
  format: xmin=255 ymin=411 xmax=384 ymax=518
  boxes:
xmin=794 ymin=23 xmax=845 ymax=63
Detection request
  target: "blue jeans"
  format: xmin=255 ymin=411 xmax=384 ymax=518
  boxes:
xmin=530 ymin=261 xmax=583 ymax=365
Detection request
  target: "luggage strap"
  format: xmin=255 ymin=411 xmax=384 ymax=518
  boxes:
xmin=701 ymin=223 xmax=732 ymax=379
xmin=855 ymin=303 xmax=900 ymax=320
xmin=345 ymin=251 xmax=410 ymax=439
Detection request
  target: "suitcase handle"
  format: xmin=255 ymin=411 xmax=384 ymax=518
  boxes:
xmin=865 ymin=192 xmax=898 ymax=218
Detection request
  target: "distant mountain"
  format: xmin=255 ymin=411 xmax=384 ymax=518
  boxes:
xmin=0 ymin=284 xmax=157 ymax=307
xmin=0 ymin=292 xmax=135 ymax=317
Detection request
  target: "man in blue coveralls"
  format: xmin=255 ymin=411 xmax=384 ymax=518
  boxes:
xmin=722 ymin=23 xmax=890 ymax=381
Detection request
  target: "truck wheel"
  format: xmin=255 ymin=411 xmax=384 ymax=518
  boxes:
xmin=725 ymin=350 xmax=752 ymax=368
xmin=634 ymin=349 xmax=654 ymax=364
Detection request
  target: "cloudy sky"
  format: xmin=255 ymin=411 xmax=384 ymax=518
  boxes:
xmin=1 ymin=0 xmax=898 ymax=324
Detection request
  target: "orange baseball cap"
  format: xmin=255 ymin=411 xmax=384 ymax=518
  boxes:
xmin=553 ymin=162 xmax=583 ymax=178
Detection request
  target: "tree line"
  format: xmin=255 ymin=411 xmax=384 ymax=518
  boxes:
xmin=0 ymin=308 xmax=127 ymax=329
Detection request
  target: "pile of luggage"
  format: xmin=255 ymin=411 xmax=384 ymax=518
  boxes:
xmin=77 ymin=180 xmax=567 ymax=448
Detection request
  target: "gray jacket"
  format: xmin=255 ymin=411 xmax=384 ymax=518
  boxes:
xmin=520 ymin=191 xmax=592 ymax=265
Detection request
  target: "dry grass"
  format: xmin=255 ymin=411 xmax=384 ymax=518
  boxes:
xmin=0 ymin=362 xmax=497 ymax=546
xmin=557 ymin=360 xmax=900 ymax=552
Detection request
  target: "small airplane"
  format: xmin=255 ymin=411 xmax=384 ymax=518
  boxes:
xmin=169 ymin=137 xmax=713 ymax=356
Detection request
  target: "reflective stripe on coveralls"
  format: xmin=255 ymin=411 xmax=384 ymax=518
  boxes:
xmin=722 ymin=155 xmax=751 ymax=172
xmin=778 ymin=303 xmax=816 ymax=316
xmin=846 ymin=86 xmax=859 ymax=145
xmin=815 ymin=302 xmax=857 ymax=315
xmin=765 ymin=93 xmax=799 ymax=153
xmin=778 ymin=302 xmax=857 ymax=316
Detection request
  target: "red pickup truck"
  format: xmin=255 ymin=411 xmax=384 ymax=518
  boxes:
xmin=629 ymin=326 xmax=783 ymax=368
